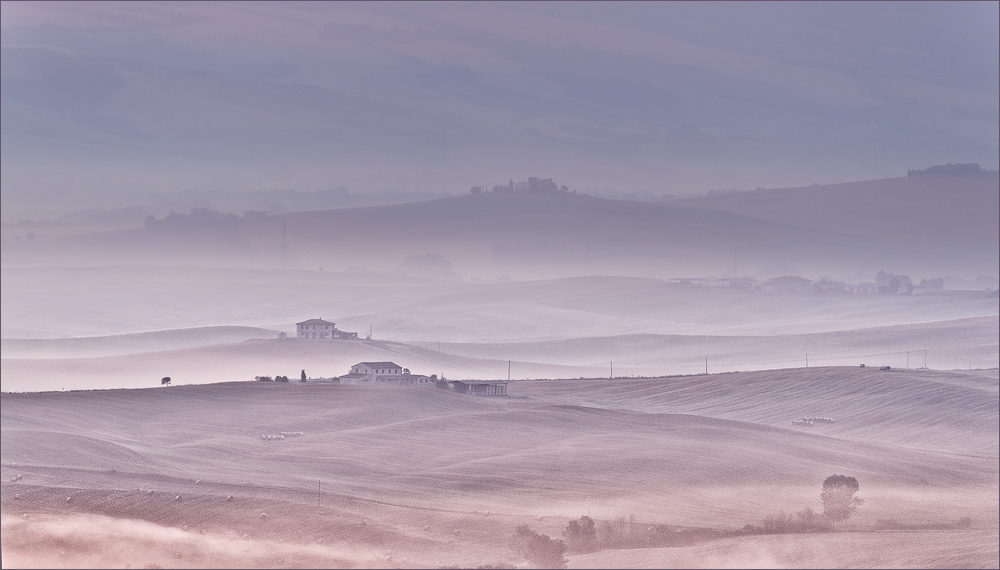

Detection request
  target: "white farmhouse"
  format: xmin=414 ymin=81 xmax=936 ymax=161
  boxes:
xmin=339 ymin=362 xmax=432 ymax=386
xmin=296 ymin=318 xmax=358 ymax=340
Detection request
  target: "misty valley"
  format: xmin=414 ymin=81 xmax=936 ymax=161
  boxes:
xmin=2 ymin=2 xmax=998 ymax=568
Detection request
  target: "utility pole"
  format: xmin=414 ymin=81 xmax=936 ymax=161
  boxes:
xmin=705 ymin=357 xmax=708 ymax=375
xmin=806 ymin=353 xmax=808 ymax=368
xmin=924 ymin=349 xmax=927 ymax=368
xmin=317 ymin=479 xmax=321 ymax=506
xmin=610 ymin=361 xmax=613 ymax=379
xmin=907 ymin=351 xmax=910 ymax=369
xmin=508 ymin=360 xmax=511 ymax=382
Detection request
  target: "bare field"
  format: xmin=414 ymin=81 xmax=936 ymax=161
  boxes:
xmin=2 ymin=368 xmax=997 ymax=568
xmin=569 ymin=530 xmax=1000 ymax=569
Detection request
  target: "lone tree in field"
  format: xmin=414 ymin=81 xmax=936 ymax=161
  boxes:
xmin=821 ymin=475 xmax=863 ymax=522
xmin=514 ymin=525 xmax=568 ymax=569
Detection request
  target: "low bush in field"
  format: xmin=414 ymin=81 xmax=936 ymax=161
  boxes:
xmin=741 ymin=507 xmax=833 ymax=534
xmin=513 ymin=525 xmax=567 ymax=569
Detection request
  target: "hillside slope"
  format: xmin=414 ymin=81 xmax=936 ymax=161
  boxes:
xmin=669 ymin=175 xmax=999 ymax=243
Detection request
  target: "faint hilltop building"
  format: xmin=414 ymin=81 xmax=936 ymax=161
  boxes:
xmin=760 ymin=276 xmax=813 ymax=293
xmin=852 ymin=282 xmax=879 ymax=294
xmin=875 ymin=271 xmax=913 ymax=295
xmin=511 ymin=177 xmax=566 ymax=194
xmin=492 ymin=179 xmax=515 ymax=193
xmin=715 ymin=277 xmax=756 ymax=290
xmin=296 ymin=318 xmax=359 ymax=340
xmin=243 ymin=210 xmax=270 ymax=221
xmin=339 ymin=362 xmax=432 ymax=386
xmin=470 ymin=186 xmax=483 ymax=194
xmin=814 ymin=279 xmax=848 ymax=294
xmin=666 ymin=277 xmax=709 ymax=288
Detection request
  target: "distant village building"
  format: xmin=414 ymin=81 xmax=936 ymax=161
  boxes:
xmin=851 ymin=282 xmax=879 ymax=294
xmin=667 ymin=278 xmax=709 ymax=288
xmin=760 ymin=276 xmax=813 ymax=293
xmin=908 ymin=163 xmax=998 ymax=177
xmin=814 ymin=279 xmax=847 ymax=294
xmin=715 ymin=277 xmax=756 ymax=290
xmin=875 ymin=271 xmax=913 ymax=295
xmin=483 ymin=177 xmax=567 ymax=195
xmin=339 ymin=362 xmax=432 ymax=386
xmin=296 ymin=318 xmax=359 ymax=340
xmin=491 ymin=180 xmax=515 ymax=193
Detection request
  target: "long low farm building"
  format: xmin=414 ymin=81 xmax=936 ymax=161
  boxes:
xmin=339 ymin=362 xmax=433 ymax=386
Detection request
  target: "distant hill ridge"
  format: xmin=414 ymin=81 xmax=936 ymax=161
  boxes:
xmin=7 ymin=173 xmax=997 ymax=278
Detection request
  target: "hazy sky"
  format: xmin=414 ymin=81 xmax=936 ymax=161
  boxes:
xmin=2 ymin=1 xmax=998 ymax=219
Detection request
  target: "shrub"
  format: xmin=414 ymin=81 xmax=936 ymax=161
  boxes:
xmin=563 ymin=516 xmax=596 ymax=552
xmin=746 ymin=508 xmax=832 ymax=534
xmin=513 ymin=525 xmax=567 ymax=569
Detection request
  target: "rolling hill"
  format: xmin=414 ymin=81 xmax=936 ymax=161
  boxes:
xmin=2 ymin=367 xmax=997 ymax=567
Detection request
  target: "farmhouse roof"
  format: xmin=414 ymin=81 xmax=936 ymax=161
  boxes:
xmin=359 ymin=361 xmax=402 ymax=368
xmin=297 ymin=318 xmax=335 ymax=326
xmin=761 ymin=276 xmax=813 ymax=285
